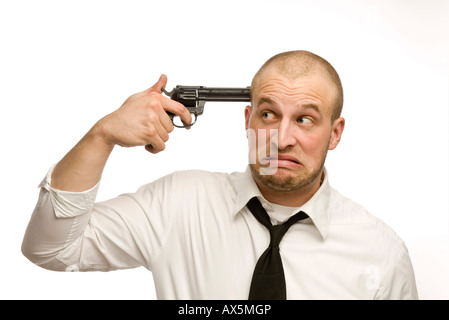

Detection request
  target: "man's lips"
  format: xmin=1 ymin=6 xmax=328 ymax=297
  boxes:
xmin=263 ymin=154 xmax=303 ymax=168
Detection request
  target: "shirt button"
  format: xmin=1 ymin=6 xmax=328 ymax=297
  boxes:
xmin=262 ymin=202 xmax=269 ymax=210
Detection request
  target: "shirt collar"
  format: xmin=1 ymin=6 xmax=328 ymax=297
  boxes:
xmin=232 ymin=166 xmax=331 ymax=240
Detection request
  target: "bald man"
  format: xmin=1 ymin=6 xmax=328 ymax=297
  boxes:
xmin=22 ymin=51 xmax=418 ymax=300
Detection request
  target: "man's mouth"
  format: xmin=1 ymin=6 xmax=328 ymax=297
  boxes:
xmin=263 ymin=154 xmax=303 ymax=168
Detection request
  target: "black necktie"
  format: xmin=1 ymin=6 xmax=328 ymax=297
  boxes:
xmin=247 ymin=197 xmax=308 ymax=300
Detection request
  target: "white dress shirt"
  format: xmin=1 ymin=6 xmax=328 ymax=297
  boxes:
xmin=22 ymin=165 xmax=418 ymax=299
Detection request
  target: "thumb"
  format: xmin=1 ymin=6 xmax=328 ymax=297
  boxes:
xmin=147 ymin=74 xmax=168 ymax=94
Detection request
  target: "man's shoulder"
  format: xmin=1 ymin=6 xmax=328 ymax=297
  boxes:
xmin=329 ymin=187 xmax=405 ymax=245
xmin=327 ymin=187 xmax=417 ymax=299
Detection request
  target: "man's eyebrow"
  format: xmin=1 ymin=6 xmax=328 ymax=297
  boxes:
xmin=301 ymin=103 xmax=321 ymax=114
xmin=256 ymin=97 xmax=277 ymax=106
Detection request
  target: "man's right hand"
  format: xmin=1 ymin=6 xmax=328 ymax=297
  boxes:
xmin=95 ymin=74 xmax=192 ymax=154
xmin=51 ymin=75 xmax=192 ymax=192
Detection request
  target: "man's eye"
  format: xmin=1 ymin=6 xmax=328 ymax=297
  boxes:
xmin=262 ymin=112 xmax=276 ymax=120
xmin=297 ymin=117 xmax=312 ymax=124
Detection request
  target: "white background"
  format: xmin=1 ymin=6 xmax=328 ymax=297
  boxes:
xmin=1 ymin=0 xmax=448 ymax=300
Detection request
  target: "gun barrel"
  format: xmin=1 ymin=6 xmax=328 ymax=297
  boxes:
xmin=198 ymin=87 xmax=251 ymax=102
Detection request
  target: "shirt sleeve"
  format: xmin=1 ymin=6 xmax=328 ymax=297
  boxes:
xmin=375 ymin=241 xmax=419 ymax=300
xmin=22 ymin=164 xmax=174 ymax=272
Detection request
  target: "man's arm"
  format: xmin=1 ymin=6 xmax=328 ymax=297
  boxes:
xmin=22 ymin=75 xmax=192 ymax=269
xmin=51 ymin=74 xmax=192 ymax=192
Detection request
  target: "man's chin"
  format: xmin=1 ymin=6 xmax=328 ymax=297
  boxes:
xmin=250 ymin=164 xmax=301 ymax=192
xmin=250 ymin=163 xmax=322 ymax=193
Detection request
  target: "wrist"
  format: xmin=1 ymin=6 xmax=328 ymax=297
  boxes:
xmin=88 ymin=118 xmax=116 ymax=152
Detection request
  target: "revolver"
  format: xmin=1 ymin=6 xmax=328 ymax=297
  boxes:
xmin=162 ymin=86 xmax=251 ymax=128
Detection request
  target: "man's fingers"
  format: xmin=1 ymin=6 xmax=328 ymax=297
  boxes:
xmin=153 ymin=118 xmax=170 ymax=143
xmin=160 ymin=111 xmax=175 ymax=133
xmin=144 ymin=129 xmax=166 ymax=154
xmin=163 ymin=99 xmax=193 ymax=128
xmin=145 ymin=143 xmax=163 ymax=154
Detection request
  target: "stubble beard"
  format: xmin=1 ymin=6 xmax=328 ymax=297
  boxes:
xmin=250 ymin=158 xmax=325 ymax=193
xmin=249 ymin=141 xmax=329 ymax=194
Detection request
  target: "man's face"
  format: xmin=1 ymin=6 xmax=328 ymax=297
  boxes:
xmin=245 ymin=68 xmax=344 ymax=194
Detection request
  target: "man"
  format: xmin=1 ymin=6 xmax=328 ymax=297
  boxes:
xmin=22 ymin=50 xmax=418 ymax=299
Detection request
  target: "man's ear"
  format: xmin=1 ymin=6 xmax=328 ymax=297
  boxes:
xmin=328 ymin=117 xmax=345 ymax=150
xmin=245 ymin=105 xmax=252 ymax=134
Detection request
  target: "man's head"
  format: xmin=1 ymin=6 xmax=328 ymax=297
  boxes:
xmin=245 ymin=50 xmax=345 ymax=204
xmin=251 ymin=50 xmax=344 ymax=122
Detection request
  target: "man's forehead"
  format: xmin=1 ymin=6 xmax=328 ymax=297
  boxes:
xmin=254 ymin=71 xmax=336 ymax=101
xmin=251 ymin=72 xmax=338 ymax=119
xmin=258 ymin=64 xmax=329 ymax=84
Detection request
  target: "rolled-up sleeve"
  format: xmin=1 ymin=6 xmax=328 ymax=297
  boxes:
xmin=21 ymin=164 xmax=99 ymax=270
xmin=21 ymin=164 xmax=170 ymax=272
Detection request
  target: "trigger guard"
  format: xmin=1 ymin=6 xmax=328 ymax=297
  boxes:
xmin=173 ymin=113 xmax=197 ymax=128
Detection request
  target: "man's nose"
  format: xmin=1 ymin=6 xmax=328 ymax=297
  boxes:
xmin=276 ymin=119 xmax=297 ymax=150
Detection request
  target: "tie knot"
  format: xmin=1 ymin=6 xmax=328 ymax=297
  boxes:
xmin=246 ymin=197 xmax=309 ymax=247
xmin=269 ymin=224 xmax=292 ymax=247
